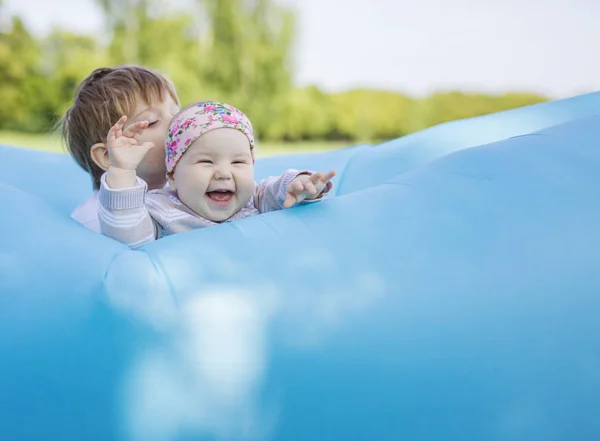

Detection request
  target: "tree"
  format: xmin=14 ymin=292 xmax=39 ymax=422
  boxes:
xmin=95 ymin=0 xmax=144 ymax=63
xmin=94 ymin=0 xmax=208 ymax=105
xmin=41 ymin=31 xmax=110 ymax=122
xmin=0 ymin=16 xmax=43 ymax=130
xmin=196 ymin=0 xmax=296 ymax=136
xmin=0 ymin=2 xmax=550 ymax=142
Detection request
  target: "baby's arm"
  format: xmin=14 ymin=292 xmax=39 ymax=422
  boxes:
xmin=98 ymin=115 xmax=160 ymax=248
xmin=98 ymin=174 xmax=160 ymax=249
xmin=105 ymin=115 xmax=155 ymax=189
xmin=254 ymin=169 xmax=335 ymax=213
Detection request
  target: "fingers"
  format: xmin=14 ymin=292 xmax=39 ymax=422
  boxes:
xmin=290 ymin=178 xmax=317 ymax=196
xmin=283 ymin=193 xmax=297 ymax=208
xmin=323 ymin=170 xmax=336 ymax=181
xmin=309 ymin=172 xmax=323 ymax=184
xmin=115 ymin=115 xmax=127 ymax=128
xmin=309 ymin=170 xmax=336 ymax=185
xmin=123 ymin=120 xmax=149 ymax=139
xmin=307 ymin=170 xmax=336 ymax=195
xmin=285 ymin=170 xmax=336 ymax=208
xmin=292 ymin=179 xmax=304 ymax=192
xmin=108 ymin=115 xmax=127 ymax=143
xmin=303 ymin=180 xmax=318 ymax=195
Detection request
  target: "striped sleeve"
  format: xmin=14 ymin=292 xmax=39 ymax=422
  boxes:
xmin=97 ymin=173 xmax=159 ymax=249
xmin=253 ymin=169 xmax=333 ymax=213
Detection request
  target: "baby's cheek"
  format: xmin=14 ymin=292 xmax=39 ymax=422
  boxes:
xmin=241 ymin=180 xmax=255 ymax=197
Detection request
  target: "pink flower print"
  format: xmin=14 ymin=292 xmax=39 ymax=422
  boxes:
xmin=185 ymin=138 xmax=192 ymax=146
xmin=222 ymin=115 xmax=238 ymax=124
xmin=204 ymin=105 xmax=216 ymax=112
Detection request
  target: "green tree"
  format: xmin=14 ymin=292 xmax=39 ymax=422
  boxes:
xmin=329 ymin=89 xmax=416 ymax=141
xmin=414 ymin=91 xmax=547 ymax=130
xmin=96 ymin=0 xmax=144 ymax=62
xmin=196 ymin=0 xmax=296 ymax=136
xmin=41 ymin=31 xmax=110 ymax=122
xmin=94 ymin=0 xmax=209 ymax=103
xmin=0 ymin=16 xmax=43 ymax=130
xmin=263 ymin=86 xmax=334 ymax=141
xmin=0 ymin=2 xmax=551 ymax=143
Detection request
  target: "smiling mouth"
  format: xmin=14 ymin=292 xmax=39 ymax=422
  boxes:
xmin=206 ymin=190 xmax=234 ymax=205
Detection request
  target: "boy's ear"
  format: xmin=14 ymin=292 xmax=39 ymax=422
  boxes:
xmin=90 ymin=143 xmax=109 ymax=171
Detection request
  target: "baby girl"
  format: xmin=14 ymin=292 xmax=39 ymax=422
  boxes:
xmin=97 ymin=101 xmax=336 ymax=248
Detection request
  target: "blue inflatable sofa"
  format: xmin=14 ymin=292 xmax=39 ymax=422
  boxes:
xmin=1 ymin=92 xmax=600 ymax=441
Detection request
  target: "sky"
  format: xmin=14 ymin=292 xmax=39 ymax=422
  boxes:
xmin=3 ymin=0 xmax=600 ymax=99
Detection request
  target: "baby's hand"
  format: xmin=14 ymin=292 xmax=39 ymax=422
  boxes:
xmin=107 ymin=115 xmax=155 ymax=171
xmin=284 ymin=170 xmax=336 ymax=208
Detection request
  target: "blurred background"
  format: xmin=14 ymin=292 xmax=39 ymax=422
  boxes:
xmin=0 ymin=0 xmax=598 ymax=156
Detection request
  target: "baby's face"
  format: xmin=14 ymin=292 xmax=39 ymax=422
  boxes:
xmin=170 ymin=128 xmax=255 ymax=222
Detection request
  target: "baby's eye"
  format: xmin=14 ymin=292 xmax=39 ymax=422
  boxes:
xmin=232 ymin=160 xmax=247 ymax=164
xmin=147 ymin=120 xmax=159 ymax=126
xmin=197 ymin=159 xmax=213 ymax=164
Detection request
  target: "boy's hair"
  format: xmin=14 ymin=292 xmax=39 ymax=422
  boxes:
xmin=60 ymin=65 xmax=179 ymax=190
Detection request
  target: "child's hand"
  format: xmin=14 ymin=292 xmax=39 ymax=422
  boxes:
xmin=284 ymin=170 xmax=336 ymax=208
xmin=107 ymin=115 xmax=155 ymax=171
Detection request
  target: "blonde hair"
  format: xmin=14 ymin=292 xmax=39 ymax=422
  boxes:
xmin=60 ymin=65 xmax=179 ymax=190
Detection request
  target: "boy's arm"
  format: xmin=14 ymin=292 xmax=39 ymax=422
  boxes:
xmin=254 ymin=169 xmax=334 ymax=213
xmin=98 ymin=173 xmax=159 ymax=249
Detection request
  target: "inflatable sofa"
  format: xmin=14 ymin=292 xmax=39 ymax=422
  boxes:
xmin=1 ymin=92 xmax=600 ymax=441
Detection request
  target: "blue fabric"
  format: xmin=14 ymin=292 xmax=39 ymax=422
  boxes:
xmin=1 ymin=92 xmax=600 ymax=441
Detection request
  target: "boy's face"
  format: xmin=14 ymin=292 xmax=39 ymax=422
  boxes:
xmin=125 ymin=93 xmax=180 ymax=190
xmin=170 ymin=128 xmax=255 ymax=222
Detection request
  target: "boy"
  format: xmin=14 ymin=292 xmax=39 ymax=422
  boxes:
xmin=61 ymin=65 xmax=180 ymax=232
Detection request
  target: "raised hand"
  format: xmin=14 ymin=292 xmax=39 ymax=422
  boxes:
xmin=107 ymin=115 xmax=155 ymax=171
xmin=284 ymin=170 xmax=336 ymax=208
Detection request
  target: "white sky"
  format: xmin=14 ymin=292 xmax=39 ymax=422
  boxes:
xmin=3 ymin=0 xmax=600 ymax=98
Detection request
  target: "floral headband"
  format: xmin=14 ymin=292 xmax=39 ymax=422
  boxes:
xmin=165 ymin=101 xmax=255 ymax=175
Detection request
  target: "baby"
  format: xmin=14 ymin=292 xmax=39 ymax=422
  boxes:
xmin=98 ymin=101 xmax=336 ymax=248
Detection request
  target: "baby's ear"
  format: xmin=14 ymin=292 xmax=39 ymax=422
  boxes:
xmin=90 ymin=142 xmax=109 ymax=171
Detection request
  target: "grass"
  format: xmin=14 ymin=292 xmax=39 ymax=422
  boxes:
xmin=0 ymin=130 xmax=351 ymax=157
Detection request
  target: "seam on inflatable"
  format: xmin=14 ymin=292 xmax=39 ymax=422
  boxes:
xmin=102 ymin=248 xmax=180 ymax=308
xmin=382 ymin=132 xmax=554 ymax=188
xmin=506 ymin=133 xmax=550 ymax=141
xmin=257 ymin=216 xmax=281 ymax=235
xmin=385 ymin=181 xmax=417 ymax=188
xmin=140 ymin=248 xmax=180 ymax=308
xmin=102 ymin=249 xmax=127 ymax=283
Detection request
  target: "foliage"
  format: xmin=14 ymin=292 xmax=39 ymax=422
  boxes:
xmin=0 ymin=0 xmax=548 ymax=142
